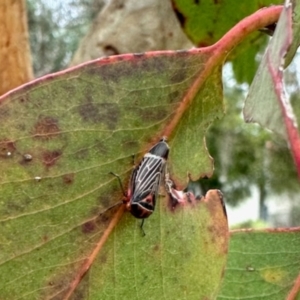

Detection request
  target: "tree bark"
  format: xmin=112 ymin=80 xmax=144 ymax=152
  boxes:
xmin=70 ymin=0 xmax=193 ymax=66
xmin=0 ymin=0 xmax=33 ymax=96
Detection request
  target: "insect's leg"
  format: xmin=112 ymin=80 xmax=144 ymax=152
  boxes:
xmin=131 ymin=154 xmax=136 ymax=166
xmin=109 ymin=172 xmax=126 ymax=196
xmin=140 ymin=219 xmax=146 ymax=236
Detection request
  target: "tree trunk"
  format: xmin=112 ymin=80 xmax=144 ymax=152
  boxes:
xmin=0 ymin=0 xmax=33 ymax=96
xmin=70 ymin=0 xmax=193 ymax=66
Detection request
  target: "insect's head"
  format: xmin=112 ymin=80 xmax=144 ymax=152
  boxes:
xmin=148 ymin=138 xmax=169 ymax=159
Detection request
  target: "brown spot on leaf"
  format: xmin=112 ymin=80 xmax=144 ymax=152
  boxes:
xmin=0 ymin=139 xmax=16 ymax=158
xmin=63 ymin=173 xmax=75 ymax=184
xmin=153 ymin=244 xmax=160 ymax=252
xmin=18 ymin=96 xmax=28 ymax=103
xmin=95 ymin=202 xmax=122 ymax=226
xmin=78 ymin=100 xmax=120 ymax=130
xmin=42 ymin=150 xmax=62 ymax=167
xmin=75 ymin=148 xmax=89 ymax=160
xmin=168 ymin=91 xmax=181 ymax=103
xmin=82 ymin=220 xmax=96 ymax=233
xmin=33 ymin=116 xmax=60 ymax=139
xmin=207 ymin=31 xmax=214 ymax=40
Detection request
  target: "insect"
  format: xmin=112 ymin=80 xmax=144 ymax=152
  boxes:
xmin=112 ymin=137 xmax=169 ymax=232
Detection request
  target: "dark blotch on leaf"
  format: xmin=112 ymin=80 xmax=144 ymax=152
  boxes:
xmin=140 ymin=56 xmax=166 ymax=73
xmin=34 ymin=116 xmax=60 ymax=139
xmin=168 ymin=91 xmax=181 ymax=103
xmin=42 ymin=150 xmax=62 ymax=167
xmin=138 ymin=106 xmax=168 ymax=122
xmin=153 ymin=244 xmax=160 ymax=252
xmin=18 ymin=96 xmax=28 ymax=103
xmin=170 ymin=70 xmax=186 ymax=84
xmin=78 ymin=101 xmax=120 ymax=130
xmin=93 ymin=64 xmax=122 ymax=83
xmin=82 ymin=220 xmax=96 ymax=233
xmin=75 ymin=148 xmax=89 ymax=160
xmin=62 ymin=173 xmax=75 ymax=184
xmin=0 ymin=139 xmax=16 ymax=158
xmin=207 ymin=31 xmax=214 ymax=39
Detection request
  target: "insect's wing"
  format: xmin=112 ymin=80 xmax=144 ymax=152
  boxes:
xmin=132 ymin=155 xmax=165 ymax=203
xmin=127 ymin=165 xmax=138 ymax=200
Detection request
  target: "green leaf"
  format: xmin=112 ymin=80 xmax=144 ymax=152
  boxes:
xmin=218 ymin=228 xmax=300 ymax=299
xmin=85 ymin=190 xmax=228 ymax=300
xmin=0 ymin=6 xmax=286 ymax=296
xmin=0 ymin=51 xmax=226 ymax=298
xmin=171 ymin=0 xmax=283 ymax=84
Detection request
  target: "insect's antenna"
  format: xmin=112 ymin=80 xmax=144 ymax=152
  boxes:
xmin=110 ymin=172 xmax=126 ymax=196
xmin=140 ymin=219 xmax=146 ymax=236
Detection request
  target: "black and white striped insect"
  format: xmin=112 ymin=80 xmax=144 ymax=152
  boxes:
xmin=111 ymin=137 xmax=169 ymax=233
xmin=126 ymin=137 xmax=169 ymax=220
